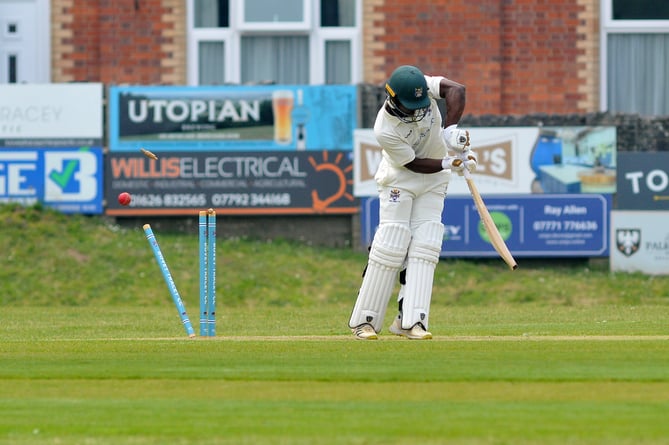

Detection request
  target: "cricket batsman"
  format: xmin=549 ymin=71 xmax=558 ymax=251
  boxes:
xmin=349 ymin=65 xmax=477 ymax=340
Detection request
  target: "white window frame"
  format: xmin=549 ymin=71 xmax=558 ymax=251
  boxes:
xmin=187 ymin=29 xmax=236 ymax=85
xmin=311 ymin=0 xmax=362 ymax=84
xmin=187 ymin=0 xmax=362 ymax=86
xmin=599 ymin=0 xmax=669 ymax=110
xmin=313 ymin=29 xmax=360 ymax=84
xmin=35 ymin=0 xmax=50 ymax=81
xmin=187 ymin=1 xmax=236 ymax=85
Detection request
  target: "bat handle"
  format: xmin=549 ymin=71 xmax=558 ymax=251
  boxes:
xmin=462 ymin=168 xmax=473 ymax=180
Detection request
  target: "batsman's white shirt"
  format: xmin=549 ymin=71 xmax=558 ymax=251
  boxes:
xmin=373 ymin=75 xmax=450 ymax=201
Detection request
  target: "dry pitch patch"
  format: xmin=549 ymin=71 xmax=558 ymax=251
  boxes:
xmin=47 ymin=335 xmax=669 ymax=342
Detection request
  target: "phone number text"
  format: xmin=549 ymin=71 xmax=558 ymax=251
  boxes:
xmin=533 ymin=220 xmax=599 ymax=231
xmin=128 ymin=193 xmax=292 ymax=207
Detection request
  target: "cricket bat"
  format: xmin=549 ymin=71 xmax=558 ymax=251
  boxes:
xmin=463 ymin=169 xmax=518 ymax=270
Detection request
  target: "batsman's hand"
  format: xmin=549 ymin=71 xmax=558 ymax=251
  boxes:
xmin=442 ymin=125 xmax=471 ymax=152
xmin=460 ymin=149 xmax=478 ymax=173
xmin=441 ymin=150 xmax=478 ymax=175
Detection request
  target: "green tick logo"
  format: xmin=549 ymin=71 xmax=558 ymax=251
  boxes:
xmin=48 ymin=147 xmax=91 ymax=191
xmin=45 ymin=147 xmax=98 ymax=201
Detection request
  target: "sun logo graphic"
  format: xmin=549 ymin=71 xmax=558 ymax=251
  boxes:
xmin=308 ymin=151 xmax=355 ymax=213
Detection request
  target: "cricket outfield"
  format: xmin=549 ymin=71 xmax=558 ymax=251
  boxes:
xmin=1 ymin=305 xmax=668 ymax=445
xmin=2 ymin=205 xmax=669 ymax=443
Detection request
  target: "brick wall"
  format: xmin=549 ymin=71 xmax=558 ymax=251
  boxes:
xmin=51 ymin=0 xmax=186 ymax=84
xmin=51 ymin=0 xmax=599 ymax=115
xmin=363 ymin=0 xmax=599 ymax=115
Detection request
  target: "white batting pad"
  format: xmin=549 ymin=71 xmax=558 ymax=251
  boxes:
xmin=401 ymin=221 xmax=444 ymax=330
xmin=349 ymin=223 xmax=411 ymax=331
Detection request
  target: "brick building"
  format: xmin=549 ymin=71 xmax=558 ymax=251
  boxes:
xmin=3 ymin=0 xmax=667 ymax=117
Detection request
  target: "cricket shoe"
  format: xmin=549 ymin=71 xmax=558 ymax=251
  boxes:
xmin=389 ymin=317 xmax=432 ymax=340
xmin=352 ymin=323 xmax=378 ymax=340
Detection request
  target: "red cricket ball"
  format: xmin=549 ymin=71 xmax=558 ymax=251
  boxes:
xmin=118 ymin=192 xmax=132 ymax=206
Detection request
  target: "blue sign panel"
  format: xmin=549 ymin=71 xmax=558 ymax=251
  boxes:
xmin=0 ymin=147 xmax=104 ymax=214
xmin=109 ymin=85 xmax=357 ymax=152
xmin=361 ymin=194 xmax=611 ymax=257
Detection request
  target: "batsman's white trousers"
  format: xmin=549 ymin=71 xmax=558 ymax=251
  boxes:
xmin=349 ymin=160 xmax=450 ymax=331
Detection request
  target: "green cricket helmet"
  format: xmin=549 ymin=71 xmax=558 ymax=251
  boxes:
xmin=385 ymin=65 xmax=431 ymax=122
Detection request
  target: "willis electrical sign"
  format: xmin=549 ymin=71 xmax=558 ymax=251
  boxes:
xmin=105 ymin=150 xmax=356 ymax=215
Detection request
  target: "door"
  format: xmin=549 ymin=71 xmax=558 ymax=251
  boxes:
xmin=0 ymin=0 xmax=49 ymax=83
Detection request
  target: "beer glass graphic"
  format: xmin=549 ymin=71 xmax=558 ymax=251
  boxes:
xmin=272 ymin=89 xmax=294 ymax=145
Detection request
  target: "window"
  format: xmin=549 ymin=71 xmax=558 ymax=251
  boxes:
xmin=241 ymin=0 xmax=306 ymax=27
xmin=3 ymin=21 xmax=19 ymax=39
xmin=187 ymin=0 xmax=360 ymax=85
xmin=241 ymin=36 xmax=309 ymax=84
xmin=612 ymin=0 xmax=669 ymax=20
xmin=325 ymin=41 xmax=351 ymax=84
xmin=8 ymin=54 xmax=17 ymax=83
xmin=321 ymin=0 xmax=356 ymax=27
xmin=198 ymin=42 xmax=225 ymax=85
xmin=194 ymin=0 xmax=229 ymax=27
xmin=601 ymin=0 xmax=669 ymax=115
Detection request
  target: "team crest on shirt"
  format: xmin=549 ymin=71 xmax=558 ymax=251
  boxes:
xmin=415 ymin=87 xmax=424 ymax=98
xmin=389 ymin=189 xmax=401 ymax=202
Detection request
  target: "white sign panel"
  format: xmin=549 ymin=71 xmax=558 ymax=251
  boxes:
xmin=354 ymin=127 xmax=538 ymax=197
xmin=354 ymin=126 xmax=617 ymax=197
xmin=353 ymin=129 xmax=382 ymax=196
xmin=0 ymin=83 xmax=103 ymax=142
xmin=611 ymin=211 xmax=669 ymax=275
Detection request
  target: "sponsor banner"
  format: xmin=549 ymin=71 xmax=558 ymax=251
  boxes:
xmin=354 ymin=126 xmax=617 ymax=196
xmin=105 ymin=150 xmax=357 ymax=215
xmin=611 ymin=211 xmax=669 ymax=275
xmin=0 ymin=147 xmax=104 ymax=214
xmin=108 ymin=85 xmax=357 ymax=152
xmin=0 ymin=83 xmax=103 ymax=146
xmin=616 ymin=152 xmax=669 ymax=210
xmin=361 ymin=194 xmax=610 ymax=257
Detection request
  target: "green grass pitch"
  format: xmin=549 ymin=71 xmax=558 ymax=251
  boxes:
xmin=1 ymin=306 xmax=669 ymax=445
xmin=1 ymin=204 xmax=669 ymax=444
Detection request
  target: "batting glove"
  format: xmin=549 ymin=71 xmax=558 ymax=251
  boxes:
xmin=442 ymin=125 xmax=471 ymax=152
xmin=441 ymin=150 xmax=477 ymax=175
xmin=460 ymin=149 xmax=478 ymax=173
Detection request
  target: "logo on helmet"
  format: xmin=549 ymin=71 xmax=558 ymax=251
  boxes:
xmin=414 ymin=87 xmax=424 ymax=98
